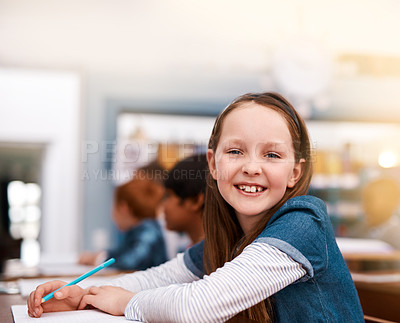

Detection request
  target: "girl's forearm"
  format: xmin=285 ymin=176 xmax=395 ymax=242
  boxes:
xmin=110 ymin=253 xmax=199 ymax=293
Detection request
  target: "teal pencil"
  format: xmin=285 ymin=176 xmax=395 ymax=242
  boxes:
xmin=41 ymin=258 xmax=115 ymax=303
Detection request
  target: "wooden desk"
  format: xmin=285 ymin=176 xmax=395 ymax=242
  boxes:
xmin=343 ymin=250 xmax=400 ymax=261
xmin=0 ymin=293 xmax=26 ymax=323
xmin=342 ymin=248 xmax=400 ymax=321
xmin=5 ymin=283 xmax=397 ymax=323
xmin=0 ymin=292 xmax=258 ymax=323
xmin=342 ymin=250 xmax=400 ymax=271
xmin=8 ymin=267 xmax=399 ymax=323
xmin=352 ymin=272 xmax=400 ymax=322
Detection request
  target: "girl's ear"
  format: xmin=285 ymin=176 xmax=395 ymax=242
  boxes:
xmin=207 ymin=149 xmax=217 ymax=180
xmin=287 ymin=158 xmax=305 ymax=188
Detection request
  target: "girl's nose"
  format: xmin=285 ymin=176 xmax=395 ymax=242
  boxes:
xmin=241 ymin=160 xmax=262 ymax=175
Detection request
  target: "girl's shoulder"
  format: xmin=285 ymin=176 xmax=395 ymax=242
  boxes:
xmin=256 ymin=195 xmax=334 ymax=275
xmin=277 ymin=195 xmax=326 ymax=216
xmin=284 ymin=194 xmax=326 ymax=210
xmin=267 ymin=195 xmax=329 ymax=228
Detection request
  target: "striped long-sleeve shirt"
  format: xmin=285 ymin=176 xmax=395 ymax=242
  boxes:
xmin=111 ymin=242 xmax=306 ymax=322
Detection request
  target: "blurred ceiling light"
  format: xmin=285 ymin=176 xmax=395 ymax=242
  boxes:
xmin=378 ymin=150 xmax=399 ymax=168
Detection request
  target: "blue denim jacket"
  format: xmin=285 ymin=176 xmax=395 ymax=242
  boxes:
xmin=184 ymin=195 xmax=364 ymax=322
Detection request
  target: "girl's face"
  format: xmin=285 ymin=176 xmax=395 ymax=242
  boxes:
xmin=207 ymin=103 xmax=303 ymax=230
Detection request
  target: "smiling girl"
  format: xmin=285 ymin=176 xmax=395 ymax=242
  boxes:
xmin=28 ymin=92 xmax=364 ymax=322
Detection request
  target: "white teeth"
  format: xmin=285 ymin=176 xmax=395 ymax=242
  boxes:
xmin=238 ymin=185 xmax=264 ymax=193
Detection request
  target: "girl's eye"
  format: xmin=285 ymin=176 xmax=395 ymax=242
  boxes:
xmin=266 ymin=152 xmax=280 ymax=159
xmin=227 ymin=149 xmax=241 ymax=155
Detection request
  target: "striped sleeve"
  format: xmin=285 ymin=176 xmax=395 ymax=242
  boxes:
xmin=110 ymin=253 xmax=199 ymax=292
xmin=124 ymin=242 xmax=307 ymax=322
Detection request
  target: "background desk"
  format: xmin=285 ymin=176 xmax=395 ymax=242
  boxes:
xmin=353 ymin=273 xmax=400 ymax=323
xmin=342 ymin=250 xmax=400 ymax=272
xmin=340 ymin=249 xmax=400 ymax=321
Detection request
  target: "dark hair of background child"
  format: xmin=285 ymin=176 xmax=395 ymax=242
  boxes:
xmin=164 ymin=153 xmax=208 ymax=201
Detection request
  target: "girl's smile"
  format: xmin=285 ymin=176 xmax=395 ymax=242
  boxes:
xmin=235 ymin=183 xmax=266 ymax=194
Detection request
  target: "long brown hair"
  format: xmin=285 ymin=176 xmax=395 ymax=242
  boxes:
xmin=203 ymin=92 xmax=313 ymax=322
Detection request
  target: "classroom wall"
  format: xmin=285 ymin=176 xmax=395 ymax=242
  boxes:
xmin=0 ymin=69 xmax=81 ymax=257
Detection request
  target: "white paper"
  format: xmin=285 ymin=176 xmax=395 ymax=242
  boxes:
xmin=11 ymin=305 xmax=139 ymax=322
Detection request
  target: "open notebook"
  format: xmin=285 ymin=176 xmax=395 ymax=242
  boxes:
xmin=11 ymin=305 xmax=141 ymax=322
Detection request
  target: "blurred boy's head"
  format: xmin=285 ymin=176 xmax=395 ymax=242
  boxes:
xmin=135 ymin=160 xmax=167 ymax=184
xmin=162 ymin=153 xmax=208 ymax=237
xmin=113 ymin=178 xmax=164 ymax=231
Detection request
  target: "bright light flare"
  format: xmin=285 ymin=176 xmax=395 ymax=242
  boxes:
xmin=378 ymin=151 xmax=399 ymax=168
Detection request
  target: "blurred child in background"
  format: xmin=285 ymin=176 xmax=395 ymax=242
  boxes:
xmin=79 ymin=176 xmax=167 ymax=270
xmin=162 ymin=153 xmax=208 ymax=247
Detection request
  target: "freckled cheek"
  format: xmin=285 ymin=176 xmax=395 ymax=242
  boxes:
xmin=269 ymin=168 xmax=293 ymax=189
xmin=215 ymin=162 xmax=237 ymax=182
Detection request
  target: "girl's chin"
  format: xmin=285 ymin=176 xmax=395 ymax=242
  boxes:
xmin=235 ymin=209 xmax=269 ymax=218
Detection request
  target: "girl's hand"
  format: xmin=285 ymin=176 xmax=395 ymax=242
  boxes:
xmin=27 ymin=280 xmax=87 ymax=318
xmin=78 ymin=285 xmax=135 ymax=316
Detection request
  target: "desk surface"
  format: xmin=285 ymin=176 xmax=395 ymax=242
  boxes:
xmin=344 ymin=247 xmax=400 ymax=322
xmin=342 ymin=250 xmax=400 ymax=272
xmin=0 ymin=292 xmax=258 ymax=323
xmin=342 ymin=250 xmax=400 ymax=261
xmin=2 ymin=272 xmax=399 ymax=323
xmin=0 ymin=294 xmax=26 ymax=322
xmin=352 ymin=272 xmax=400 ymax=322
